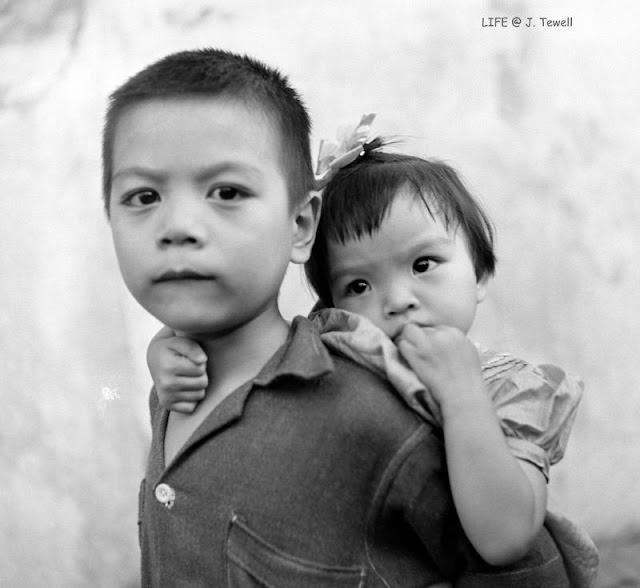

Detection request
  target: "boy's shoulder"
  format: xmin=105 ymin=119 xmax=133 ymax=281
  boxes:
xmin=282 ymin=316 xmax=429 ymax=433
xmin=272 ymin=317 xmax=443 ymax=475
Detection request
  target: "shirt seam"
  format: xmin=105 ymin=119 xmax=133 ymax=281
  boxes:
xmin=363 ymin=423 xmax=433 ymax=587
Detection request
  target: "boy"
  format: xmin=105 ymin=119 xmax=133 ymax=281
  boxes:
xmin=104 ymin=49 xmax=569 ymax=586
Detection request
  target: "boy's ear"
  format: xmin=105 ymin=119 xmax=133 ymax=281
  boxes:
xmin=290 ymin=193 xmax=321 ymax=264
xmin=476 ymin=275 xmax=489 ymax=304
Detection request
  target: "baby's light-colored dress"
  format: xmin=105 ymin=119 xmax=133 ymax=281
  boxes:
xmin=312 ymin=307 xmax=599 ymax=588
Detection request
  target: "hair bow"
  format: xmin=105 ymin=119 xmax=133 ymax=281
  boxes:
xmin=313 ymin=113 xmax=376 ymax=189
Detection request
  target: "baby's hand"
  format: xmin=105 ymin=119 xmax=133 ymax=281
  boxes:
xmin=147 ymin=326 xmax=208 ymax=414
xmin=396 ymin=324 xmax=486 ymax=418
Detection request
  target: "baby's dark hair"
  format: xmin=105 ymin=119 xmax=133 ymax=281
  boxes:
xmin=305 ymin=139 xmax=497 ymax=306
xmin=102 ymin=48 xmax=313 ymax=214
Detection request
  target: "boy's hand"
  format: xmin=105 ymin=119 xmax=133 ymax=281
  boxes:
xmin=396 ymin=324 xmax=487 ymax=420
xmin=147 ymin=327 xmax=208 ymax=414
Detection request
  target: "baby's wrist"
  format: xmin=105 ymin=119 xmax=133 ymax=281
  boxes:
xmin=439 ymin=385 xmax=491 ymax=422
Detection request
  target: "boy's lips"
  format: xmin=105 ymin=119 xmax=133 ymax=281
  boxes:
xmin=154 ymin=269 xmax=215 ymax=282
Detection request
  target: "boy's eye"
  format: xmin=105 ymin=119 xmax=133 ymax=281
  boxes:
xmin=208 ymin=186 xmax=249 ymax=201
xmin=413 ymin=256 xmax=437 ymax=274
xmin=344 ymin=279 xmax=371 ymax=296
xmin=122 ymin=189 xmax=160 ymax=207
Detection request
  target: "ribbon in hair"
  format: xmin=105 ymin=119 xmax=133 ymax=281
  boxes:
xmin=314 ymin=113 xmax=376 ymax=189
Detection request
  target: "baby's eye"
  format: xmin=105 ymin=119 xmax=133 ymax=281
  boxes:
xmin=344 ymin=280 xmax=371 ymax=296
xmin=413 ymin=256 xmax=437 ymax=274
xmin=122 ymin=189 xmax=160 ymax=207
xmin=208 ymin=186 xmax=249 ymax=201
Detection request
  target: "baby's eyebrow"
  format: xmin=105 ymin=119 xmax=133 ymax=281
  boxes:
xmin=329 ymin=262 xmax=373 ymax=283
xmin=406 ymin=236 xmax=452 ymax=253
xmin=329 ymin=236 xmax=454 ymax=283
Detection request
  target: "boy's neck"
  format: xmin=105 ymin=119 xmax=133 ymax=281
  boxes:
xmin=164 ymin=307 xmax=290 ymax=466
xmin=193 ymin=307 xmax=290 ymax=401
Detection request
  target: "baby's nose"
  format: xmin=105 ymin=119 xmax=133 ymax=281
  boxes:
xmin=383 ymin=286 xmax=420 ymax=317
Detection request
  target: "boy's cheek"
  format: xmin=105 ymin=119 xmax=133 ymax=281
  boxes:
xmin=110 ymin=225 xmax=146 ymax=266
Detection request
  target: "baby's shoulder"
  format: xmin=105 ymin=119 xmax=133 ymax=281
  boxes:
xmin=477 ymin=346 xmax=579 ymax=391
xmin=475 ymin=346 xmax=584 ymax=470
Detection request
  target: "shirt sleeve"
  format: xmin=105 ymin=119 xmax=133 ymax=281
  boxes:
xmin=386 ymin=428 xmax=571 ymax=586
xmin=479 ymin=350 xmax=584 ymax=479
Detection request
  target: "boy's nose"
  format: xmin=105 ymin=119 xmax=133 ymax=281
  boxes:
xmin=157 ymin=199 xmax=207 ymax=248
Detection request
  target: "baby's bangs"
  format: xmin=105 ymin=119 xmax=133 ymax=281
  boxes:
xmin=321 ymin=168 xmax=400 ymax=244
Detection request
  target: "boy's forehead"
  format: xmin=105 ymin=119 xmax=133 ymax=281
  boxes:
xmin=111 ymin=97 xmax=284 ymax=177
xmin=114 ymin=96 xmax=271 ymax=140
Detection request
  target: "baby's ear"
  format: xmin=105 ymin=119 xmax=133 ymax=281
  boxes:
xmin=290 ymin=193 xmax=321 ymax=264
xmin=476 ymin=275 xmax=489 ymax=303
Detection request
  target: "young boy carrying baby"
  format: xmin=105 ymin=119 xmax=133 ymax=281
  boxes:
xmin=105 ymin=49 xmax=571 ymax=586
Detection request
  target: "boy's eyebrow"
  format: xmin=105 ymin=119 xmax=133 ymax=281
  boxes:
xmin=111 ymin=162 xmax=264 ymax=183
xmin=193 ymin=162 xmax=264 ymax=183
xmin=111 ymin=166 xmax=166 ymax=183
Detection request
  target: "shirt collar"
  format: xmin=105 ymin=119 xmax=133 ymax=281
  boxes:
xmin=253 ymin=316 xmax=334 ymax=387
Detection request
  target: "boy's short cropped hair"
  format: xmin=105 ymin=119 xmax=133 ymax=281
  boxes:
xmin=305 ymin=145 xmax=497 ymax=306
xmin=102 ymin=48 xmax=313 ymax=213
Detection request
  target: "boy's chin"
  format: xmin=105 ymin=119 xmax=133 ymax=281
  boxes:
xmin=160 ymin=318 xmax=236 ymax=339
xmin=141 ymin=295 xmax=282 ymax=339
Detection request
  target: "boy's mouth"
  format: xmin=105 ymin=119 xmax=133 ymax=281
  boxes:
xmin=154 ymin=269 xmax=215 ymax=282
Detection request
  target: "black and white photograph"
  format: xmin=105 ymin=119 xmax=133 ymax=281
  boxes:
xmin=1 ymin=1 xmax=638 ymax=586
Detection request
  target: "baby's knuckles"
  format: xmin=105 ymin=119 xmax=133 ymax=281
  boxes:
xmin=428 ymin=324 xmax=473 ymax=350
xmin=400 ymin=324 xmax=484 ymax=408
xmin=400 ymin=324 xmax=476 ymax=361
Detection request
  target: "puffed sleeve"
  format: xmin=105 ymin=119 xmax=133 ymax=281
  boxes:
xmin=479 ymin=350 xmax=584 ymax=479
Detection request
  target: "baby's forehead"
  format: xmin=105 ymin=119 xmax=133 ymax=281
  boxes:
xmin=328 ymin=206 xmax=474 ymax=274
xmin=330 ymin=210 xmax=459 ymax=262
xmin=383 ymin=188 xmax=459 ymax=231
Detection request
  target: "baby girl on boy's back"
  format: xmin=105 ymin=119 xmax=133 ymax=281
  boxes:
xmin=147 ymin=114 xmax=598 ymax=586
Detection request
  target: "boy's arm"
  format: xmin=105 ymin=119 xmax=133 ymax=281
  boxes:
xmin=398 ymin=324 xmax=547 ymax=566
xmin=147 ymin=327 xmax=208 ymax=413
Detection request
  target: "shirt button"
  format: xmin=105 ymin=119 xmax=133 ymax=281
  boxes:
xmin=154 ymin=483 xmax=176 ymax=508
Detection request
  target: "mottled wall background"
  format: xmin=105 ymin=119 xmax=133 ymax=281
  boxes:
xmin=1 ymin=0 xmax=639 ymax=586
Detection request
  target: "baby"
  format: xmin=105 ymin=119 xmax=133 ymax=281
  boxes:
xmin=148 ymin=116 xmax=598 ymax=585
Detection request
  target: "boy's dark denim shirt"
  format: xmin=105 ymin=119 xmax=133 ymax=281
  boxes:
xmin=139 ymin=317 xmax=569 ymax=587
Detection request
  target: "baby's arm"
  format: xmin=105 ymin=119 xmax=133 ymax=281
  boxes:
xmin=397 ymin=324 xmax=547 ymax=566
xmin=147 ymin=326 xmax=208 ymax=413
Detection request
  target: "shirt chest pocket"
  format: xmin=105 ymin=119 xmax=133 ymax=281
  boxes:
xmin=225 ymin=513 xmax=366 ymax=588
